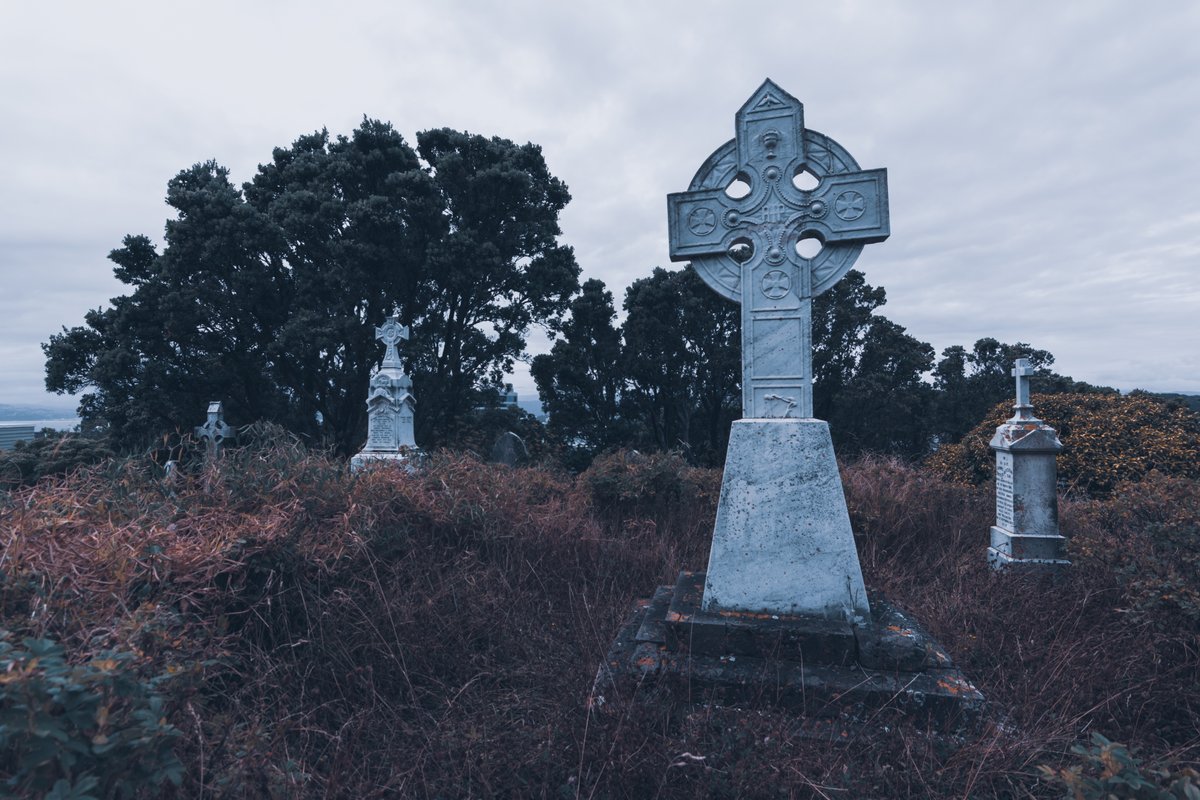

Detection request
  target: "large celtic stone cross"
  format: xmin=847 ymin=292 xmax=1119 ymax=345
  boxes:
xmin=668 ymin=80 xmax=890 ymax=418
xmin=375 ymin=308 xmax=409 ymax=369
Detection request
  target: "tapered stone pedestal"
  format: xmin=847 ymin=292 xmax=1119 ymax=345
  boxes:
xmin=594 ymin=419 xmax=982 ymax=731
xmin=703 ymin=419 xmax=869 ymax=621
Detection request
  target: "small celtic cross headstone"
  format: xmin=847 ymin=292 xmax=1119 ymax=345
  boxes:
xmin=668 ymin=79 xmax=889 ymax=418
xmin=195 ymin=401 xmax=234 ymax=459
xmin=376 ymin=308 xmax=409 ymax=369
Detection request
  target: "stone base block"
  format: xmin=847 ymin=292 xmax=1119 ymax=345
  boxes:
xmin=594 ymin=571 xmax=984 ymax=731
xmin=349 ymin=449 xmax=422 ymax=472
xmin=988 ymin=526 xmax=1069 ymax=570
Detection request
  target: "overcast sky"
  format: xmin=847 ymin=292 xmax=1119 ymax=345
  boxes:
xmin=3 ymin=1 xmax=1199 ymax=412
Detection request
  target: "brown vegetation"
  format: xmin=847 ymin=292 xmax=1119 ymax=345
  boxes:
xmin=1 ymin=433 xmax=1197 ymax=797
xmin=927 ymin=392 xmax=1200 ymax=496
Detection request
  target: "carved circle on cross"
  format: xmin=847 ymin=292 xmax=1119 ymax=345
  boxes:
xmin=681 ymin=131 xmax=867 ymax=302
xmin=760 ymin=269 xmax=791 ymax=300
xmin=688 ymin=207 xmax=717 ymax=235
xmin=379 ymin=321 xmax=405 ymax=345
xmin=834 ymin=190 xmax=866 ymax=221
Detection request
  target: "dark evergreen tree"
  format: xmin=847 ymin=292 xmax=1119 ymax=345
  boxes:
xmin=826 ymin=317 xmax=935 ymax=457
xmin=811 ymin=269 xmax=886 ymax=422
xmin=620 ymin=267 xmax=739 ymax=466
xmin=530 ymin=279 xmax=628 ymax=467
xmin=930 ymin=337 xmax=1096 ymax=444
xmin=808 ymin=271 xmax=935 ymax=456
xmin=44 ymin=120 xmax=579 ymax=454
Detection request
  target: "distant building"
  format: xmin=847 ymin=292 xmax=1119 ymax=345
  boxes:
xmin=0 ymin=425 xmax=35 ymax=451
xmin=478 ymin=384 xmax=520 ymax=411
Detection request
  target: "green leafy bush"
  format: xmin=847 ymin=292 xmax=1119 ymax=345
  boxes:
xmin=0 ymin=632 xmax=182 ymax=799
xmin=580 ymin=449 xmax=719 ymax=534
xmin=1068 ymin=473 xmax=1200 ymax=625
xmin=0 ymin=433 xmax=113 ymax=491
xmin=1039 ymin=732 xmax=1200 ymax=799
xmin=927 ymin=393 xmax=1200 ymax=496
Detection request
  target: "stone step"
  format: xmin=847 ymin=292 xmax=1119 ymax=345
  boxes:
xmin=595 ymin=571 xmax=984 ymax=731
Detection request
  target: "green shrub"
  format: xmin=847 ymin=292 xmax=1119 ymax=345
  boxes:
xmin=0 ymin=433 xmax=114 ymax=491
xmin=927 ymin=393 xmax=1200 ymax=496
xmin=580 ymin=449 xmax=719 ymax=534
xmin=1068 ymin=473 xmax=1200 ymax=626
xmin=1039 ymin=732 xmax=1200 ymax=799
xmin=0 ymin=632 xmax=182 ymax=799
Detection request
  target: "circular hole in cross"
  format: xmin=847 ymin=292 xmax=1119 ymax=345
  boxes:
xmin=795 ymin=235 xmax=823 ymax=259
xmin=725 ymin=172 xmax=752 ymax=200
xmin=792 ymin=168 xmax=819 ymax=191
xmin=728 ymin=238 xmax=754 ymax=264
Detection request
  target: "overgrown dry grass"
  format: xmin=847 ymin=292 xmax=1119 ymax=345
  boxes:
xmin=1 ymin=436 xmax=1197 ymax=798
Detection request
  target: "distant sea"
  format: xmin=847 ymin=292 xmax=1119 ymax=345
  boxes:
xmin=1 ymin=418 xmax=80 ymax=432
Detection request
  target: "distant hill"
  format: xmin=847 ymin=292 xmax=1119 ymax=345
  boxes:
xmin=0 ymin=403 xmax=77 ymax=422
xmin=517 ymin=399 xmax=546 ymax=419
xmin=1146 ymin=392 xmax=1200 ymax=413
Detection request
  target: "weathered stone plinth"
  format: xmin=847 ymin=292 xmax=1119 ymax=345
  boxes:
xmin=349 ymin=448 xmax=422 ymax=471
xmin=595 ymin=572 xmax=983 ymax=730
xmin=988 ymin=361 xmax=1069 ymax=571
xmin=703 ymin=419 xmax=869 ymax=621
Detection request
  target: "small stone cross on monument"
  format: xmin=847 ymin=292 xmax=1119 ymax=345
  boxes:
xmin=668 ymin=79 xmax=890 ymax=418
xmin=195 ymin=401 xmax=234 ymax=459
xmin=1012 ymin=357 xmax=1035 ymax=415
xmin=376 ymin=308 xmax=409 ymax=369
xmin=352 ymin=306 xmax=419 ymax=469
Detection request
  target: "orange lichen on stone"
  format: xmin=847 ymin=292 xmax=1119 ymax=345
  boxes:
xmin=716 ymin=610 xmax=777 ymax=620
xmin=937 ymin=676 xmax=971 ymax=695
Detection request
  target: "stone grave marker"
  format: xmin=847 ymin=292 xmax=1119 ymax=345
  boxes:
xmin=489 ymin=431 xmax=528 ymax=466
xmin=351 ymin=308 xmax=420 ymax=470
xmin=195 ymin=401 xmax=234 ymax=460
xmin=988 ymin=357 xmax=1069 ymax=570
xmin=597 ymin=80 xmax=982 ymax=728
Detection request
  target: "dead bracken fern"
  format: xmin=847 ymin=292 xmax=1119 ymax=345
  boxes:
xmin=0 ymin=441 xmax=1197 ymax=798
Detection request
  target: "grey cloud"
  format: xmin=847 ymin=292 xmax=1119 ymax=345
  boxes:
xmin=2 ymin=1 xmax=1199 ymax=409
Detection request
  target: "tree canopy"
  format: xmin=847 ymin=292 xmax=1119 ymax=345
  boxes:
xmin=532 ymin=265 xmax=1113 ymax=467
xmin=44 ymin=120 xmax=579 ymax=454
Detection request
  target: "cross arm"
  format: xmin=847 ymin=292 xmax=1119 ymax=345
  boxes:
xmin=667 ymin=188 xmax=731 ymax=261
xmin=803 ymin=168 xmax=889 ymax=245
